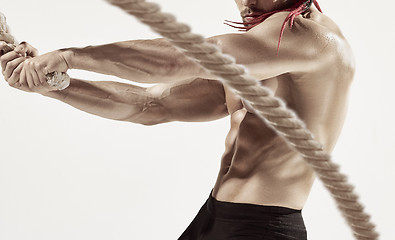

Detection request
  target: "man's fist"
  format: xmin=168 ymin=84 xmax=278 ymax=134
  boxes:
xmin=0 ymin=42 xmax=70 ymax=93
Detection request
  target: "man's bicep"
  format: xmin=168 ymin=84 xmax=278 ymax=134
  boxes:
xmin=148 ymin=78 xmax=228 ymax=122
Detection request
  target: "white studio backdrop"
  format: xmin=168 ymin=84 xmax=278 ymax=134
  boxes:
xmin=0 ymin=0 xmax=394 ymax=239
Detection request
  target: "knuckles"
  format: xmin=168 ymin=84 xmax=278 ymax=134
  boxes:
xmin=0 ymin=54 xmax=7 ymax=63
xmin=22 ymin=59 xmax=42 ymax=72
xmin=17 ymin=42 xmax=38 ymax=56
xmin=7 ymin=60 xmax=18 ymax=69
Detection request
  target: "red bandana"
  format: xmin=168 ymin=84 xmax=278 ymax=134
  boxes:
xmin=225 ymin=0 xmax=323 ymax=54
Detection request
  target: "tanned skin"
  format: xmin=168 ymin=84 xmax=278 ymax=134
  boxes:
xmin=0 ymin=0 xmax=354 ymax=210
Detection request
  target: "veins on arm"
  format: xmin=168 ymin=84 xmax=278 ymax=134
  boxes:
xmin=66 ymin=39 xmax=206 ymax=84
xmin=44 ymin=77 xmax=228 ymax=126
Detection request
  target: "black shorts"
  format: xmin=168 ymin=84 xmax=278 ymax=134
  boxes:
xmin=178 ymin=192 xmax=307 ymax=240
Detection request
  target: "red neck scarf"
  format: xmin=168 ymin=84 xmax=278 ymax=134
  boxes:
xmin=225 ymin=0 xmax=323 ymax=54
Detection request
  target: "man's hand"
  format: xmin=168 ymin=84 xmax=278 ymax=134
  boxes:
xmin=0 ymin=42 xmax=70 ymax=93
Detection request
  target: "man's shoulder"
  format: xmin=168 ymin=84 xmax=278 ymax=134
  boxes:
xmin=248 ymin=11 xmax=345 ymax=57
xmin=206 ymin=11 xmax=353 ymax=80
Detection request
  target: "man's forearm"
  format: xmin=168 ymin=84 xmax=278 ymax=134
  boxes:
xmin=42 ymin=78 xmax=166 ymax=125
xmin=63 ymin=39 xmax=206 ymax=84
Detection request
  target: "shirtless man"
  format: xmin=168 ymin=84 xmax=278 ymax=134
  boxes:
xmin=0 ymin=0 xmax=354 ymax=239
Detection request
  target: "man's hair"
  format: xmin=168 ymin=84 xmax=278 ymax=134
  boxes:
xmin=226 ymin=0 xmax=322 ymax=53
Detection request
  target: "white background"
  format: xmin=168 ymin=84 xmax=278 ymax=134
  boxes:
xmin=0 ymin=0 xmax=394 ymax=239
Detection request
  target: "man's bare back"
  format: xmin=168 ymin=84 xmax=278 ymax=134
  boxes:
xmin=211 ymin=7 xmax=355 ymax=210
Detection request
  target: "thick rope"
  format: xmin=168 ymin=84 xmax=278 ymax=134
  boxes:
xmin=0 ymin=13 xmax=18 ymax=51
xmin=103 ymin=0 xmax=379 ymax=239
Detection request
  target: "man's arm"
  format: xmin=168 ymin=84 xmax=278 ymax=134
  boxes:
xmin=63 ymin=39 xmax=208 ymax=84
xmin=63 ymin=13 xmax=331 ymax=82
xmin=0 ymin=42 xmax=228 ymax=125
xmin=13 ymin=12 xmax=331 ymax=88
xmin=42 ymin=77 xmax=228 ymax=125
xmin=1 ymin=12 xmax=331 ymax=125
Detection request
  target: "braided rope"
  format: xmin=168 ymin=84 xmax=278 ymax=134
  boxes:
xmin=105 ymin=0 xmax=379 ymax=239
xmin=0 ymin=12 xmax=18 ymax=51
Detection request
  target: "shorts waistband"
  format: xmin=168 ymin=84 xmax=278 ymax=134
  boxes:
xmin=207 ymin=191 xmax=302 ymax=221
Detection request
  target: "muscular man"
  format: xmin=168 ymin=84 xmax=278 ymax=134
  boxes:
xmin=0 ymin=0 xmax=354 ymax=239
